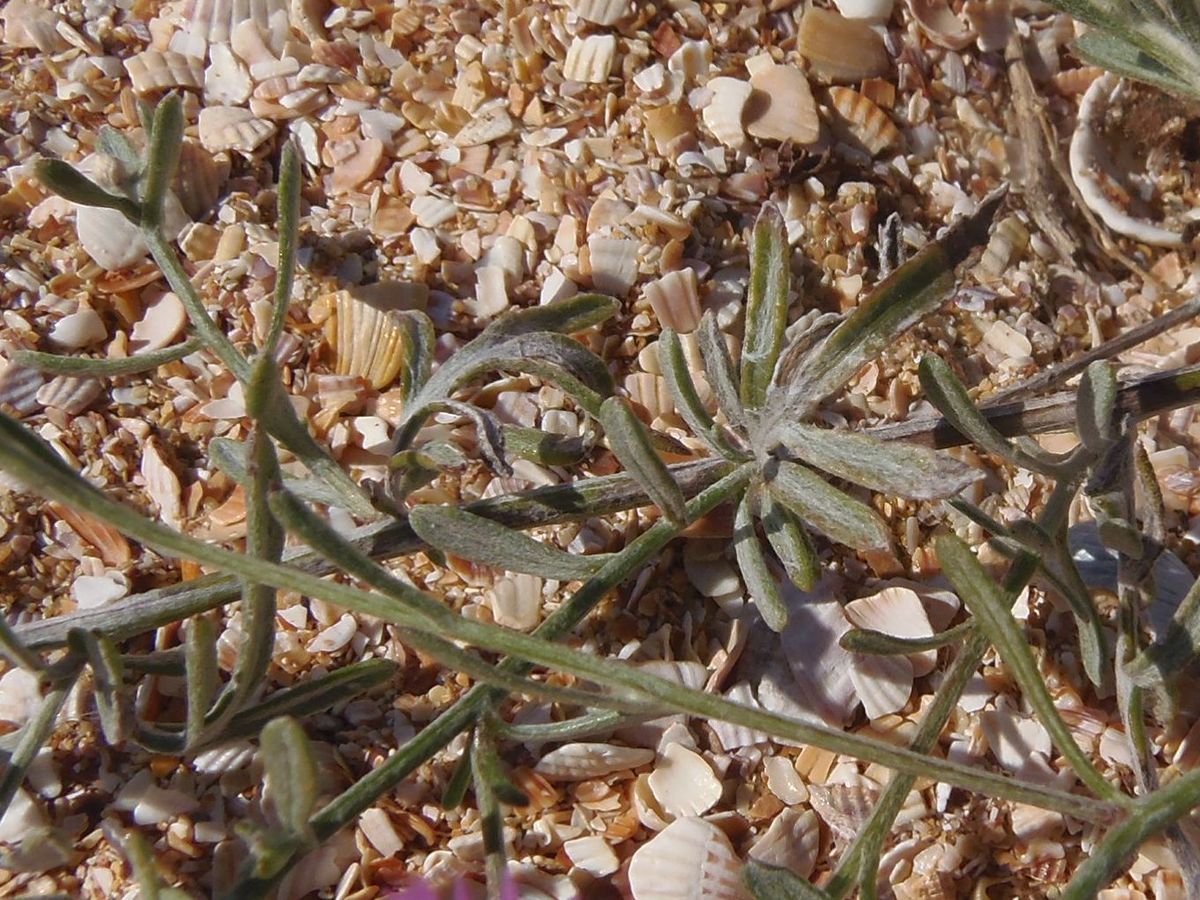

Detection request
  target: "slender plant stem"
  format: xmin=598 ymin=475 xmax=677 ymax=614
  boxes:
xmin=14 ymin=337 xmax=204 ymax=376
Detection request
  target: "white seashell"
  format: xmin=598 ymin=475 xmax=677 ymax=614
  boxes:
xmin=833 ymin=0 xmax=894 ymax=20
xmin=748 ymin=807 xmax=820 ymax=878
xmin=562 ymin=34 xmax=617 ymax=84
xmin=982 ymin=320 xmax=1033 ymax=359
xmin=0 ymin=668 xmax=42 ymax=728
xmin=980 ymin=707 xmax=1052 ymax=773
xmin=702 ymin=77 xmax=753 ymax=151
xmin=115 ymin=770 xmax=199 ymax=826
xmin=230 ymin=17 xmax=277 ymax=67
xmin=72 ymin=572 xmax=130 ymax=609
xmin=0 ymin=789 xmax=50 ymax=844
xmin=204 ymin=44 xmax=253 ymax=105
xmin=648 ymin=743 xmax=722 ymax=818
xmin=628 ymin=816 xmax=750 ymax=900
xmin=632 ymin=772 xmax=673 ymax=831
xmin=1069 ymin=73 xmax=1189 ymax=247
xmin=534 ymin=743 xmax=655 ymax=781
xmin=563 ymin=835 xmax=619 ymax=877
xmin=49 ymin=307 xmax=106 ymax=349
xmin=844 ymin=587 xmax=937 ymax=676
xmin=131 ymin=291 xmax=188 ymax=354
xmin=36 ymin=376 xmax=102 ymax=415
xmin=587 ymin=236 xmax=639 ymax=297
xmin=140 ymin=438 xmax=183 ymax=530
xmin=808 ymin=776 xmax=879 ymax=841
xmin=709 ymin=682 xmax=770 ymax=751
xmin=359 ymin=808 xmax=404 ymax=858
xmin=644 ymin=268 xmax=701 ymax=333
xmin=683 ymin=545 xmax=740 ymax=598
xmin=412 ymin=195 xmax=457 ymax=228
xmin=745 ymin=65 xmax=820 ymax=145
xmin=849 ymin=652 xmax=913 ymax=720
xmin=625 ymin=372 xmax=673 ymax=420
xmin=571 ymin=0 xmax=631 ymax=26
xmin=667 ymin=40 xmax=711 ymax=82
xmin=198 ymin=106 xmax=274 ymax=154
xmin=471 ymin=266 xmax=511 ymax=318
xmin=638 ymin=660 xmax=708 ymax=691
xmin=193 ymin=739 xmax=257 ymax=774
xmin=321 ymin=290 xmax=409 ymax=390
xmin=124 ymin=50 xmax=204 ymax=94
xmin=186 ymin=0 xmax=288 ymax=47
xmin=974 ymin=214 xmax=1029 ymax=281
xmin=454 ymin=106 xmax=516 ymax=147
xmin=489 ymin=574 xmax=542 ymax=631
xmin=905 ymin=0 xmax=975 ymax=48
xmin=779 ymin=577 xmax=859 ymax=726
xmin=328 ymin=137 xmax=384 ymax=194
xmin=763 ymin=755 xmax=809 ymax=805
xmin=75 ymin=205 xmax=148 ymax=270
xmin=308 ymin=613 xmax=358 ymax=653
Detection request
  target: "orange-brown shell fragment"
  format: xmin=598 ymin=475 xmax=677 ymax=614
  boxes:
xmin=827 ymin=86 xmax=902 ymax=155
xmin=746 ymin=64 xmax=821 ymax=145
xmin=798 ymin=8 xmax=890 ymax=83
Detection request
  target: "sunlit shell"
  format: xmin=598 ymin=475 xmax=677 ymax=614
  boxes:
xmin=131 ymin=291 xmax=188 ymax=354
xmin=328 ymin=137 xmax=384 ymax=194
xmin=745 ymin=65 xmax=820 ymax=145
xmin=798 ymin=8 xmax=890 ymax=83
xmin=982 ymin=320 xmax=1033 ymax=360
xmin=849 ymin=653 xmax=913 ymax=720
xmin=647 ymin=743 xmax=722 ymax=818
xmin=643 ymin=268 xmax=701 ymax=333
xmin=644 ymin=103 xmax=698 ymax=158
xmin=702 ymin=77 xmax=753 ymax=151
xmin=709 ymin=682 xmax=770 ymax=751
xmin=125 ymin=50 xmax=204 ymax=94
xmin=628 ymin=816 xmax=749 ymax=900
xmin=844 ymin=587 xmax=937 ymax=675
xmin=667 ymin=40 xmax=712 ymax=82
xmin=488 ymin=574 xmax=542 ymax=631
xmin=586 ymin=236 xmax=639 ymax=297
xmin=454 ymin=106 xmax=516 ymax=147
xmin=308 ymin=613 xmax=358 ymax=653
xmin=534 ymin=743 xmax=655 ymax=781
xmin=72 ymin=571 xmax=129 ymax=609
xmin=185 ymin=0 xmax=288 ymax=47
xmin=563 ymin=835 xmax=620 ymax=877
xmin=808 ymin=776 xmax=879 ymax=841
xmin=229 ymin=15 xmax=279 ymax=68
xmin=46 ymin=501 xmax=133 ymax=565
xmin=0 ymin=362 xmax=45 ymax=415
xmin=974 ymin=214 xmax=1029 ymax=280
xmin=827 ymin=86 xmax=901 ymax=156
xmin=832 ymin=0 xmax=894 ymax=20
xmin=36 ymin=375 xmax=102 ymax=415
xmin=571 ymin=0 xmax=631 ymax=25
xmin=905 ymin=0 xmax=975 ymax=48
xmin=321 ymin=290 xmax=408 ymax=390
xmin=412 ymin=195 xmax=457 ymax=228
xmin=0 ymin=0 xmax=66 ymax=52
xmin=193 ymin=740 xmax=257 ymax=775
xmin=980 ymin=707 xmax=1052 ymax=773
xmin=198 ymin=106 xmax=274 ymax=154
xmin=140 ymin=438 xmax=183 ymax=529
xmin=563 ymin=34 xmax=617 ymax=83
xmin=204 ymin=44 xmax=253 ymax=105
xmin=763 ymin=756 xmax=808 ymax=805
xmin=49 ymin=307 xmax=106 ymax=349
xmin=748 ymin=807 xmax=820 ymax=878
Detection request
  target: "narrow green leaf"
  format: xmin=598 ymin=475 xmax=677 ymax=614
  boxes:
xmin=140 ymin=94 xmax=184 ymax=230
xmin=766 ymin=460 xmax=891 ymax=551
xmin=397 ymin=310 xmax=436 ymax=403
xmin=471 ymin=719 xmax=519 ymax=893
xmin=936 ymin=535 xmax=1126 ymax=804
xmin=408 ymin=505 xmax=608 ymax=579
xmin=261 ymin=717 xmax=318 ymax=842
xmin=697 ymin=313 xmax=746 ymax=429
xmin=776 ymin=190 xmax=1004 ymax=418
xmin=745 ymin=860 xmax=833 ymax=899
xmin=96 ymin=126 xmax=142 ymax=174
xmin=598 ymin=397 xmax=687 ymax=525
xmin=773 ymin=422 xmax=981 ymax=500
xmin=498 ymin=709 xmax=626 ymax=741
xmin=1127 ymin=574 xmax=1200 ymax=686
xmin=69 ymin=629 xmax=129 ymax=744
xmin=759 ymin=488 xmax=818 ymax=591
xmin=15 ymin=337 xmax=203 ymax=377
xmin=418 ymin=399 xmax=511 ymax=475
xmin=734 ymin=493 xmax=788 ymax=631
xmin=34 ymin=160 xmax=140 ymax=220
xmin=483 ymin=292 xmax=618 ymax=338
xmin=1077 ymin=361 xmax=1118 ymax=452
xmin=472 ymin=718 xmax=529 ymax=807
xmin=659 ymin=328 xmax=725 ymax=455
xmin=184 ymin=615 xmax=219 ymax=749
xmin=0 ymin=677 xmax=74 ymax=821
xmin=841 ymin=621 xmax=972 ymax=655
xmin=741 ymin=204 xmax=791 ymax=412
xmin=442 ymin=750 xmax=474 ymax=809
xmin=0 ymin=616 xmax=45 ymax=674
xmin=264 ymin=142 xmax=300 ymax=357
xmin=1072 ymin=29 xmax=1200 ymax=100
xmin=501 ymin=425 xmax=590 ymax=466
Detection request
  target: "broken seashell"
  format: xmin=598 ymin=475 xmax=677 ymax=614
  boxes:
xmin=798 ymin=8 xmax=890 ymax=83
xmin=627 ymin=816 xmax=749 ymax=900
xmin=198 ymin=106 xmax=274 ymax=154
xmin=974 ymin=214 xmax=1029 ymax=280
xmin=563 ymin=34 xmax=617 ymax=84
xmin=46 ymin=501 xmax=132 ymax=565
xmin=833 ymin=0 xmax=894 ymax=21
xmin=131 ymin=291 xmax=188 ymax=354
xmin=309 ymin=613 xmax=358 ymax=653
xmin=748 ymin=807 xmax=820 ymax=879
xmin=647 ymin=743 xmax=722 ymax=818
xmin=140 ymin=438 xmax=183 ymax=530
xmin=321 ymin=290 xmax=409 ymax=390
xmin=488 ymin=574 xmax=542 ymax=631
xmin=964 ymin=0 xmax=1011 ymax=52
xmin=534 ymin=743 xmax=655 ymax=782
xmin=75 ymin=205 xmax=149 ymax=271
xmin=763 ymin=755 xmax=809 ymax=805
xmin=328 ymin=137 xmax=383 ymax=194
xmin=454 ymin=106 xmax=516 ymax=147
xmin=643 ymin=104 xmax=698 ymax=157
xmin=844 ymin=587 xmax=937 ymax=676
xmin=174 ymin=142 xmax=230 ymax=220
xmin=702 ymin=77 xmax=753 ymax=151
xmin=36 ymin=376 xmax=102 ymax=415
xmin=564 ymin=835 xmax=620 ymax=877
xmin=980 ymin=707 xmax=1052 ymax=773
xmin=827 ymin=86 xmax=901 ymax=156
xmin=644 ymin=268 xmax=702 ymax=333
xmin=412 ymin=195 xmax=457 ymax=229
xmin=849 ymin=652 xmax=913 ymax=720
xmin=125 ymin=50 xmax=204 ymax=94
xmin=571 ymin=0 xmax=631 ymax=26
xmin=49 ymin=307 xmax=106 ymax=349
xmin=587 ymin=236 xmax=639 ymax=297
xmin=204 ymin=44 xmax=253 ymax=105
xmin=808 ymin=775 xmax=879 ymax=841
xmin=779 ymin=578 xmax=859 ymax=726
xmin=905 ymin=0 xmax=976 ymax=49
xmin=72 ymin=572 xmax=130 ymax=609
xmin=745 ymin=65 xmax=820 ymax=145
xmin=982 ymin=320 xmax=1033 ymax=360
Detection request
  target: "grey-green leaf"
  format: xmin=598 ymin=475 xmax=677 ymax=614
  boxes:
xmin=599 ymin=397 xmax=688 ymax=525
xmin=1076 ymin=360 xmax=1118 ymax=452
xmin=34 ymin=159 xmax=140 ymax=220
xmin=697 ymin=312 xmax=746 ymax=429
xmin=483 ymin=292 xmax=618 ymax=339
xmin=260 ymin=716 xmax=318 ymax=842
xmin=741 ymin=204 xmax=791 ymax=412
xmin=766 ymin=460 xmax=891 ymax=551
xmin=759 ymin=488 xmax=818 ymax=591
xmin=140 ymin=94 xmax=184 ymax=230
xmin=918 ymin=354 xmax=1023 ymax=462
xmin=408 ymin=505 xmax=609 ymax=579
xmin=774 ymin=421 xmax=981 ymax=500
xmin=659 ymin=328 xmax=724 ymax=455
xmin=734 ymin=493 xmax=789 ymax=631
xmin=745 ymin=860 xmax=833 ymax=899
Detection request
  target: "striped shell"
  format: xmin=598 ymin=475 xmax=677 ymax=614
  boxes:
xmin=533 ymin=743 xmax=655 ymax=781
xmin=125 ymin=50 xmax=204 ymax=94
xmin=827 ymin=87 xmax=901 ymax=156
xmin=571 ymin=0 xmax=631 ymax=25
xmin=563 ymin=34 xmax=617 ymax=83
xmin=321 ymin=290 xmax=409 ymax=390
xmin=184 ymin=0 xmax=288 ymax=47
xmin=198 ymin=106 xmax=273 ymax=154
xmin=628 ymin=817 xmax=749 ymax=900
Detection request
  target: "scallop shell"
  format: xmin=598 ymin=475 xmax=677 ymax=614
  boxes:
xmin=798 ymin=8 xmax=890 ymax=83
xmin=198 ymin=106 xmax=274 ymax=154
xmin=411 ymin=195 xmax=457 ymax=228
xmin=0 ymin=362 xmax=45 ymax=415
xmin=745 ymin=65 xmax=820 ymax=145
xmin=648 ymin=743 xmax=722 ymax=819
xmin=844 ymin=586 xmax=937 ymax=676
xmin=905 ymin=0 xmax=975 ymax=49
xmin=193 ymin=740 xmax=257 ymax=775
xmin=534 ymin=743 xmax=655 ymax=781
xmin=827 ymin=86 xmax=901 ymax=156
xmin=848 ymin=652 xmax=913 ymax=720
xmin=627 ymin=817 xmax=750 ymax=900
xmin=586 ymin=236 xmax=639 ymax=297
xmin=563 ymin=34 xmax=617 ymax=83
xmin=186 ymin=0 xmax=288 ymax=48
xmin=748 ymin=807 xmax=820 ymax=878
xmin=321 ymin=290 xmax=409 ymax=390
xmin=36 ymin=375 xmax=102 ymax=415
xmin=571 ymin=0 xmax=631 ymax=26
xmin=644 ymin=268 xmax=701 ymax=333
xmin=125 ymin=50 xmax=204 ymax=94
xmin=980 ymin=707 xmax=1052 ymax=773
xmin=702 ymin=77 xmax=753 ymax=151
xmin=625 ymin=372 xmax=674 ymax=421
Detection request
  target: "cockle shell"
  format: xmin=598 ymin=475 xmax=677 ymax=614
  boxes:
xmin=533 ymin=743 xmax=655 ymax=781
xmin=563 ymin=34 xmax=617 ymax=83
xmin=827 ymin=86 xmax=901 ymax=156
xmin=644 ymin=268 xmax=701 ymax=333
xmin=748 ymin=807 xmax=820 ymax=878
xmin=125 ymin=50 xmax=204 ymax=94
xmin=798 ymin=8 xmax=890 ymax=83
xmin=320 ymin=290 xmax=409 ymax=390
xmin=571 ymin=0 xmax=631 ymax=25
xmin=628 ymin=817 xmax=749 ymax=900
xmin=702 ymin=77 xmax=753 ymax=151
xmin=198 ymin=106 xmax=274 ymax=154
xmin=36 ymin=376 xmax=102 ymax=415
xmin=844 ymin=587 xmax=937 ymax=675
xmin=745 ymin=65 xmax=820 ymax=145
xmin=185 ymin=0 xmax=289 ymax=47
